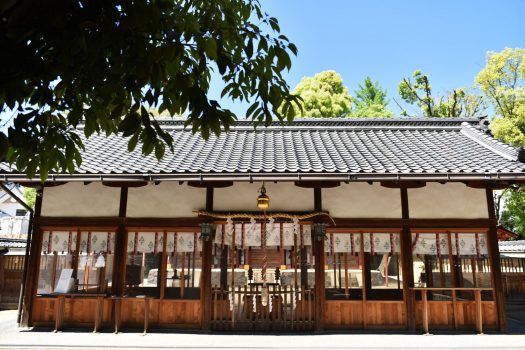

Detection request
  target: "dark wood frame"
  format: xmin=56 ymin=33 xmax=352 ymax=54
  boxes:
xmin=24 ymin=184 xmax=506 ymax=332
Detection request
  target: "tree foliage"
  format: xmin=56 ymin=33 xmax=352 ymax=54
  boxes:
xmin=22 ymin=187 xmax=36 ymax=209
xmin=0 ymin=0 xmax=300 ymax=180
xmin=290 ymin=71 xmax=352 ymax=118
xmin=500 ymin=189 xmax=525 ymax=239
xmin=475 ymin=48 xmax=525 ymax=147
xmin=398 ymin=70 xmax=485 ymax=118
xmin=476 ymin=48 xmax=525 ymax=238
xmin=353 ymin=77 xmax=393 ymax=118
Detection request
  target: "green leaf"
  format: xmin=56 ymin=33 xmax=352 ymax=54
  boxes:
xmin=128 ymin=133 xmax=139 ymax=152
xmin=204 ymin=38 xmax=218 ymax=60
xmin=154 ymin=143 xmax=165 ymax=160
xmin=0 ymin=133 xmax=8 ymax=160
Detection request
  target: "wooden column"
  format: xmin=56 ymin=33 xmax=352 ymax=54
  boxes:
xmin=23 ymin=187 xmax=43 ymax=327
xmin=485 ymin=188 xmax=507 ymax=332
xmin=400 ymin=188 xmax=416 ymax=332
xmin=201 ymin=187 xmax=213 ymax=331
xmin=313 ymin=187 xmax=325 ymax=332
xmin=113 ymin=187 xmax=128 ymax=296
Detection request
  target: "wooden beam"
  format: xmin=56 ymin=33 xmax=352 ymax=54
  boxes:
xmin=187 ymin=181 xmax=233 ymax=188
xmin=35 ymin=216 xmax=495 ymax=230
xmin=313 ymin=228 xmax=325 ymax=332
xmin=125 ymin=217 xmax=205 ymax=227
xmin=201 ymin=187 xmax=213 ymax=331
xmin=23 ymin=187 xmax=43 ymax=327
xmin=464 ymin=181 xmax=510 ymax=190
xmin=113 ymin=187 xmax=128 ymax=296
xmin=400 ymin=188 xmax=416 ymax=332
xmin=295 ymin=181 xmax=340 ymax=189
xmin=15 ymin=182 xmax=67 ymax=188
xmin=313 ymin=187 xmax=325 ymax=332
xmin=333 ymin=218 xmax=494 ymax=228
xmin=35 ymin=217 xmax=206 ymax=227
xmin=485 ymin=188 xmax=507 ymax=332
xmin=380 ymin=181 xmax=426 ymax=189
xmin=102 ymin=181 xmax=147 ymax=188
xmin=36 ymin=217 xmax=123 ymax=227
xmin=314 ymin=188 xmax=322 ymax=211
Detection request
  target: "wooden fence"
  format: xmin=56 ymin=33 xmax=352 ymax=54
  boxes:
xmin=211 ymin=284 xmax=314 ymax=331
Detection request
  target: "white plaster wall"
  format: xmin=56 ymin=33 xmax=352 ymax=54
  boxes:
xmin=408 ymin=183 xmax=488 ymax=219
xmin=41 ymin=182 xmax=120 ymax=217
xmin=214 ymin=182 xmax=313 ymax=212
xmin=127 ymin=183 xmax=206 ymax=217
xmin=322 ymin=183 xmax=402 ymax=218
xmin=0 ymin=202 xmax=25 ymax=217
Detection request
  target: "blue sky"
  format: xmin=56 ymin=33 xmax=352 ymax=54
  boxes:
xmin=209 ymin=0 xmax=525 ymax=117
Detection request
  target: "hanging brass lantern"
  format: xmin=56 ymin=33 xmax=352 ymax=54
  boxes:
xmin=257 ymin=182 xmax=270 ymax=210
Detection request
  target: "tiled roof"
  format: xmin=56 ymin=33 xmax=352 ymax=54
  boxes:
xmin=2 ymin=118 xmax=525 ymax=182
xmin=0 ymin=237 xmax=26 ymax=248
xmin=499 ymin=240 xmax=525 ymax=253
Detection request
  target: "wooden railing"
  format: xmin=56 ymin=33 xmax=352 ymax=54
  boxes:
xmin=211 ymin=284 xmax=314 ymax=331
xmin=411 ymin=287 xmax=494 ymax=334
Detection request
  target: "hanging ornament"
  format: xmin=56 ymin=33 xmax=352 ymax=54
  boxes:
xmin=95 ymin=254 xmax=106 ymax=268
xmin=252 ymin=293 xmax=257 ymax=312
xmin=79 ymin=256 xmax=88 ymax=269
xmin=261 ymin=285 xmax=269 ymax=306
xmin=269 ymin=293 xmax=273 ymax=313
xmin=293 ymin=218 xmax=300 ymax=238
xmin=225 ymin=217 xmax=234 ymax=245
xmin=292 ymin=289 xmax=297 ymax=310
xmin=228 ymin=292 xmax=234 ymax=311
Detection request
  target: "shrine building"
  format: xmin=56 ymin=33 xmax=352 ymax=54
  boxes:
xmin=2 ymin=118 xmax=524 ymax=333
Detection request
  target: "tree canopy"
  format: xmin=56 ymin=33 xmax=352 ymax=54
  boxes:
xmin=289 ymin=70 xmax=352 ymax=118
xmin=353 ymin=77 xmax=393 ymax=118
xmin=0 ymin=0 xmax=299 ymax=180
xmin=398 ymin=70 xmax=485 ymax=118
xmin=475 ymin=48 xmax=525 ymax=147
xmin=500 ymin=189 xmax=525 ymax=239
xmin=22 ymin=187 xmax=36 ymax=209
xmin=476 ymin=48 xmax=525 ymax=238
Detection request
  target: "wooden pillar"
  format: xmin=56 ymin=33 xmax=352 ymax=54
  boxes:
xmin=23 ymin=187 xmax=43 ymax=327
xmin=485 ymin=188 xmax=507 ymax=332
xmin=0 ymin=256 xmax=4 ymax=303
xmin=113 ymin=187 xmax=128 ymax=296
xmin=400 ymin=188 xmax=416 ymax=332
xmin=313 ymin=187 xmax=325 ymax=332
xmin=201 ymin=187 xmax=213 ymax=331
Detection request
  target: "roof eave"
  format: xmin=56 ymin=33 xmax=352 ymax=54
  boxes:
xmin=3 ymin=172 xmax=525 ymax=183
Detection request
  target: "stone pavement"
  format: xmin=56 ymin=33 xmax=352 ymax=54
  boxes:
xmin=1 ymin=311 xmax=524 ymax=350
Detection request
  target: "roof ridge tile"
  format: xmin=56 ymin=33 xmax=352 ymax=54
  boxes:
xmin=460 ymin=123 xmax=520 ymax=162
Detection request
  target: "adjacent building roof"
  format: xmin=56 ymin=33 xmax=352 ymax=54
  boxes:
xmin=2 ymin=118 xmax=525 ymax=182
xmin=499 ymin=240 xmax=525 ymax=253
xmin=497 ymin=226 xmax=520 ymax=240
xmin=0 ymin=237 xmax=26 ymax=249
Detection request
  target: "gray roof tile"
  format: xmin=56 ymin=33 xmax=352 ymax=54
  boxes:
xmin=2 ymin=118 xmax=525 ymax=180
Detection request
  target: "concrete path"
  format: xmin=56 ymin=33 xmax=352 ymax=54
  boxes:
xmin=1 ymin=311 xmax=524 ymax=350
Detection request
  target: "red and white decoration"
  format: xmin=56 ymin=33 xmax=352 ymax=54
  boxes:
xmin=412 ymin=232 xmax=488 ymax=256
xmin=213 ymin=219 xmax=313 ymax=248
xmin=324 ymin=233 xmax=401 ymax=254
xmin=126 ymin=231 xmax=201 ymax=254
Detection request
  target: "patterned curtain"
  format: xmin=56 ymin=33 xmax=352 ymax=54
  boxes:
xmin=213 ymin=221 xmax=312 ymax=248
xmin=166 ymin=232 xmax=201 ymax=253
xmin=79 ymin=231 xmax=114 ymax=254
xmin=325 ymin=233 xmax=400 ymax=254
xmin=42 ymin=231 xmax=77 ymax=253
xmin=127 ymin=232 xmax=162 ymax=253
xmin=412 ymin=233 xmax=488 ymax=256
xmin=282 ymin=223 xmax=295 ymax=246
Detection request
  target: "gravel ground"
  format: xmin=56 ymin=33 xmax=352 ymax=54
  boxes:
xmin=0 ymin=310 xmax=524 ymax=350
